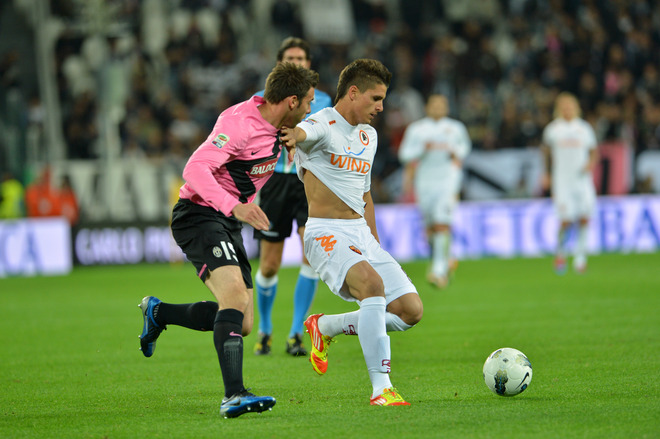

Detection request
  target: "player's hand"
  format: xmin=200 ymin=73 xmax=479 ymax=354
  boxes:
xmin=280 ymin=127 xmax=297 ymax=161
xmin=232 ymin=203 xmax=270 ymax=231
xmin=541 ymin=173 xmax=551 ymax=191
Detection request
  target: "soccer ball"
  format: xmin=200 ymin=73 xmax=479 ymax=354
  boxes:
xmin=483 ymin=347 xmax=533 ymax=396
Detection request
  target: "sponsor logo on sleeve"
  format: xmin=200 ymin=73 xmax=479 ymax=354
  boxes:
xmin=211 ymin=133 xmax=230 ymax=149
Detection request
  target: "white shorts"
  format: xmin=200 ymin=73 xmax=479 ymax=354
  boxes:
xmin=304 ymin=217 xmax=418 ymax=304
xmin=415 ymin=170 xmax=460 ymax=226
xmin=416 ymin=187 xmax=458 ymax=226
xmin=553 ymin=180 xmax=596 ymax=222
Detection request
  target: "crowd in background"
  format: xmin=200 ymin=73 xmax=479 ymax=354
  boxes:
xmin=1 ymin=0 xmax=660 ymax=217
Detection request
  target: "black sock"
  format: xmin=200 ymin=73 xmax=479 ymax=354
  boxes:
xmin=213 ymin=309 xmax=245 ymax=398
xmin=154 ymin=302 xmax=218 ymax=331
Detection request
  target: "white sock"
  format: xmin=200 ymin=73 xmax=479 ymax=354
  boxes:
xmin=431 ymin=232 xmax=450 ymax=277
xmin=319 ymin=310 xmax=414 ymax=337
xmin=256 ymin=270 xmax=278 ymax=289
xmin=574 ymin=223 xmax=589 ymax=261
xmin=317 ymin=313 xmax=348 ymax=337
xmin=556 ymin=227 xmax=569 ymax=258
xmin=357 ymin=296 xmax=392 ymax=397
xmin=386 ymin=313 xmax=414 ymax=332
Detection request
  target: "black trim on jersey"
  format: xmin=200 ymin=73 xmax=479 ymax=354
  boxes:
xmin=226 ymin=137 xmax=281 ymax=202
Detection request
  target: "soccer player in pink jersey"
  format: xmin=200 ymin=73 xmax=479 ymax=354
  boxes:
xmin=281 ymin=59 xmax=423 ymax=406
xmin=136 ymin=62 xmax=318 ymax=418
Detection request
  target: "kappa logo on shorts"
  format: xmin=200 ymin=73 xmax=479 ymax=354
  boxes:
xmin=349 ymin=245 xmax=362 ymax=255
xmin=212 ymin=246 xmax=223 ymax=258
xmin=315 ymin=235 xmax=337 ymax=254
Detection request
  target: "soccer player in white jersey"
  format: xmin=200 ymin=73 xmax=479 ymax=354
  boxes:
xmin=252 ymin=37 xmax=333 ymax=357
xmin=280 ymin=59 xmax=423 ymax=406
xmin=398 ymin=94 xmax=472 ymax=288
xmin=542 ymin=92 xmax=599 ymax=274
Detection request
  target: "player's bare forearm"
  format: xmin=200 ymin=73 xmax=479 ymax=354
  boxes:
xmin=402 ymin=163 xmax=416 ymax=196
xmin=364 ymin=191 xmax=379 ymax=243
xmin=584 ymin=148 xmax=599 ymax=174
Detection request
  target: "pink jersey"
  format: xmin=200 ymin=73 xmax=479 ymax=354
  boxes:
xmin=179 ymin=96 xmax=281 ymax=216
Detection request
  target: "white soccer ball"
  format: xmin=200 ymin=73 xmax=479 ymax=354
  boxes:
xmin=483 ymin=347 xmax=533 ymax=396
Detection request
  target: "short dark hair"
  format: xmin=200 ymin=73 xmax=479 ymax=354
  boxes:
xmin=335 ymin=59 xmax=392 ymax=104
xmin=264 ymin=62 xmax=319 ymax=104
xmin=277 ymin=37 xmax=311 ymax=62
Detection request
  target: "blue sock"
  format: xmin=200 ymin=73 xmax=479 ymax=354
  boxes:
xmin=256 ymin=271 xmax=278 ymax=335
xmin=289 ymin=264 xmax=319 ymax=338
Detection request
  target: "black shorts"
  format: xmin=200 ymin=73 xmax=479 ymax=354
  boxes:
xmin=254 ymin=172 xmax=308 ymax=242
xmin=171 ymin=198 xmax=252 ymax=288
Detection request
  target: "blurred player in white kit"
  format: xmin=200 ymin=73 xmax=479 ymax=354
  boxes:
xmin=542 ymin=92 xmax=599 ymax=274
xmin=398 ymin=94 xmax=471 ymax=288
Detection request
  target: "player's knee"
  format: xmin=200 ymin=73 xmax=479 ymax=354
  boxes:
xmin=405 ymin=299 xmax=423 ymax=326
xmin=259 ymin=264 xmax=279 ymax=278
xmin=258 ymin=254 xmax=280 ymax=277
xmin=388 ymin=294 xmax=423 ymax=326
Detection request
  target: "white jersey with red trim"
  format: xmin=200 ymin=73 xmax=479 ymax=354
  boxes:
xmin=542 ymin=116 xmax=598 ymax=220
xmin=398 ymin=116 xmax=471 ymax=193
xmin=542 ymin=117 xmax=597 ymax=189
xmin=294 ymin=107 xmax=376 ymax=217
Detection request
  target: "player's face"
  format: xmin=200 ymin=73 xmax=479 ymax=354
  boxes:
xmin=353 ymin=83 xmax=388 ymax=125
xmin=281 ymin=48 xmax=311 ymax=69
xmin=557 ymin=96 xmax=578 ymax=120
xmin=286 ymin=87 xmax=315 ymax=126
xmin=426 ymin=95 xmax=448 ymax=119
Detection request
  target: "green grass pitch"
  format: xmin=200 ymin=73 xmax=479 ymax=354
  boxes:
xmin=1 ymin=252 xmax=659 ymax=438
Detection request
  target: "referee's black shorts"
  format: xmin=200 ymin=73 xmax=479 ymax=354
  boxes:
xmin=171 ymin=198 xmax=252 ymax=288
xmin=254 ymin=172 xmax=308 ymax=242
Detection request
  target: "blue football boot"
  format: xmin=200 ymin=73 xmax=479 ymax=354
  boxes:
xmin=138 ymin=296 xmax=165 ymax=357
xmin=220 ymin=389 xmax=276 ymax=418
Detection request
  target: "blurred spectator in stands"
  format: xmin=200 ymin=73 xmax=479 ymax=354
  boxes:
xmin=422 ymin=34 xmax=458 ymax=100
xmin=0 ymin=172 xmax=25 ymax=219
xmin=0 ymin=50 xmax=27 ymax=177
xmin=168 ymin=101 xmax=202 ymax=154
xmin=271 ymin=0 xmax=302 ymax=41
xmin=495 ymin=100 xmax=524 ymax=149
xmin=58 ymin=175 xmax=79 ymax=226
xmin=637 ymin=63 xmax=660 ymax=104
xmin=63 ymin=91 xmax=98 ymax=159
xmin=457 ymin=79 xmax=494 ymax=150
xmin=636 ymin=103 xmax=660 ymax=154
xmin=14 ymin=0 xmax=660 ymax=200
xmin=25 ymin=167 xmax=61 ymax=218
